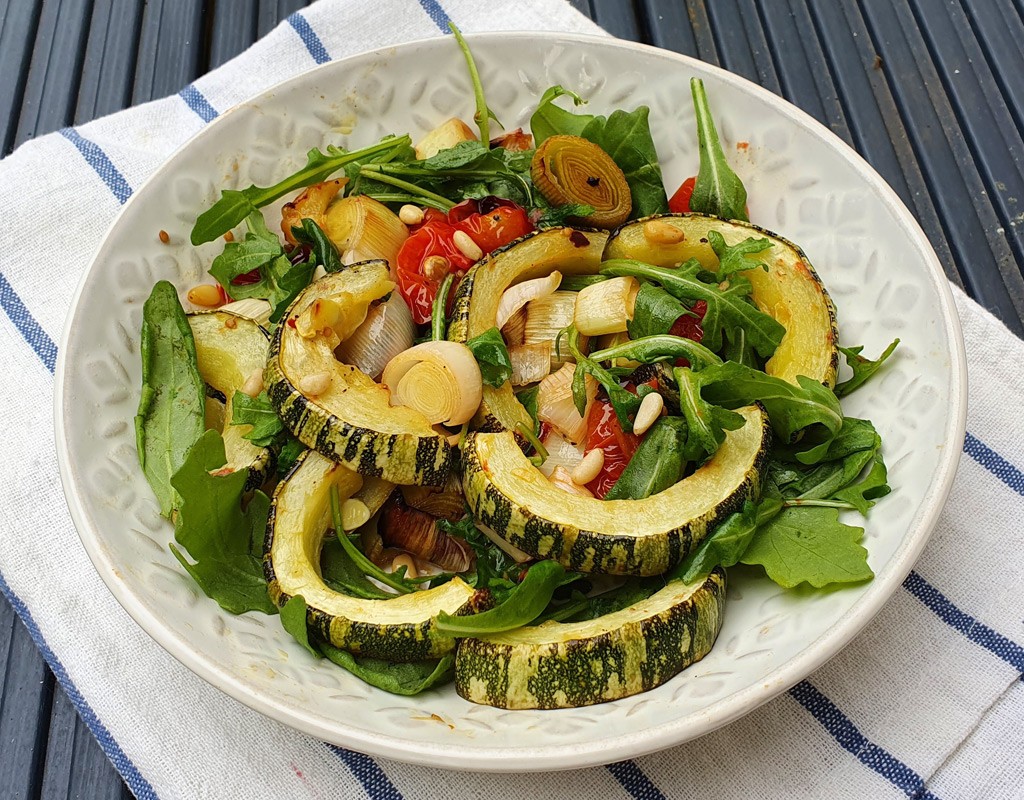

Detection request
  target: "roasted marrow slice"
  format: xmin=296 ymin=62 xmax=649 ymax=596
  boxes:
xmin=264 ymin=450 xmax=484 ymax=661
xmin=456 ymin=568 xmax=726 ymax=709
xmin=462 ymin=405 xmax=771 ymax=576
xmin=265 ymin=261 xmax=452 ymax=486
xmin=604 ymin=213 xmax=839 ymax=387
xmin=188 ymin=311 xmax=272 ymax=489
xmin=448 ymin=228 xmax=609 ymax=434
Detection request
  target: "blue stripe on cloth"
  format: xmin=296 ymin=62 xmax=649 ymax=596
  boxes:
xmin=58 ymin=127 xmax=133 ymax=204
xmin=417 ymin=0 xmax=452 ymax=32
xmin=903 ymin=571 xmax=1024 ymax=675
xmin=287 ymin=12 xmax=331 ymax=64
xmin=963 ymin=431 xmax=1024 ymax=496
xmin=0 ymin=569 xmax=159 ymax=799
xmin=606 ymin=760 xmax=667 ymax=800
xmin=328 ymin=746 xmax=403 ymax=800
xmin=789 ymin=680 xmax=939 ymax=799
xmin=0 ymin=271 xmax=57 ymax=372
xmin=178 ymin=84 xmax=219 ymax=123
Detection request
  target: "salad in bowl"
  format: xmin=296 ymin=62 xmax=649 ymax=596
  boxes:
xmin=134 ymin=27 xmax=898 ymax=710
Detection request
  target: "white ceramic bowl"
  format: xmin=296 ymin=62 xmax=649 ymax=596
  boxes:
xmin=55 ymin=32 xmax=966 ymax=771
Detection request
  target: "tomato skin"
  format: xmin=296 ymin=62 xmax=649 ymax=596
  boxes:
xmin=394 ymin=198 xmax=533 ymax=324
xmin=453 ymin=203 xmax=533 ymax=253
xmin=669 ymin=299 xmax=707 ymax=367
xmin=668 ymin=176 xmax=696 ymax=214
xmin=584 ymin=399 xmax=640 ymax=498
xmin=395 ymin=221 xmax=474 ymax=323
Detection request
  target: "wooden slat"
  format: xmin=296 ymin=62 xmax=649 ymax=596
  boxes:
xmin=13 ymin=0 xmax=93 ymax=149
xmin=209 ymin=0 xmax=258 ymax=69
xmin=0 ymin=604 xmax=53 ymax=800
xmin=859 ymin=0 xmax=1024 ymax=333
xmin=40 ymin=689 xmax=128 ymax=800
xmin=705 ymin=0 xmax=782 ymax=93
xmin=587 ymin=0 xmax=642 ymax=40
xmin=0 ymin=0 xmax=42 ymax=156
xmin=132 ymin=0 xmax=205 ymax=103
xmin=76 ymin=0 xmax=145 ymax=123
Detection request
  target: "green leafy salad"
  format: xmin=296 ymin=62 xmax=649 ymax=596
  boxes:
xmin=134 ymin=26 xmax=898 ymax=709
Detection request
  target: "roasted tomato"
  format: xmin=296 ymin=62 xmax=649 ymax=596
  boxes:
xmin=668 ymin=176 xmax=696 ymax=214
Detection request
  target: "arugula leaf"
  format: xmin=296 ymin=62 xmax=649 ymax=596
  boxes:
xmin=560 ymin=274 xmax=609 ymax=292
xmin=431 ymin=273 xmax=454 ymax=341
xmin=516 ymin=385 xmax=540 ymax=432
xmin=135 ymin=281 xmax=206 ymax=517
xmin=740 ymin=506 xmax=873 ymax=588
xmin=835 ymin=339 xmax=900 ymax=397
xmin=697 ymin=361 xmax=844 ymax=446
xmin=435 ymin=560 xmax=564 ymax=636
xmin=170 ymin=545 xmax=277 ymax=615
xmin=628 ymin=283 xmax=689 ymax=339
xmin=708 ymin=232 xmax=771 ymax=279
xmin=290 ymin=218 xmax=342 ymax=273
xmin=721 ymin=327 xmax=758 ymax=368
xmin=566 ymin=326 xmax=640 ymax=430
xmin=320 ymin=536 xmax=394 ymax=599
xmin=833 ymin=453 xmax=891 ymax=514
xmin=319 ymin=644 xmax=455 ymax=695
xmin=589 ymin=332 xmax=722 ymax=371
xmin=530 ymin=85 xmax=592 ymax=145
xmin=602 ymin=258 xmax=785 ymax=357
xmin=689 ymin=78 xmax=749 ymax=221
xmin=674 ymin=367 xmax=745 ymax=460
xmin=534 ymin=202 xmax=596 ymax=228
xmin=466 ymin=327 xmax=513 ymax=387
xmin=168 ymin=430 xmax=276 ymax=615
xmin=449 ymin=23 xmax=501 ymax=145
xmin=171 ymin=430 xmax=257 ymax=561
xmin=230 ymin=390 xmax=284 ymax=447
xmin=191 ymin=136 xmax=412 ymax=244
xmin=441 ymin=516 xmax=519 ymax=599
xmin=275 ymin=436 xmax=307 ymax=477
xmin=280 ymin=596 xmax=319 ymax=657
xmin=423 ymin=140 xmax=490 ymax=169
xmin=581 ymin=107 xmax=669 ymax=217
xmin=605 ymin=417 xmax=689 ymax=500
xmin=540 ymin=577 xmax=666 ymax=624
xmin=673 ymin=498 xmax=784 ymax=582
xmin=209 ymin=212 xmax=315 ymax=322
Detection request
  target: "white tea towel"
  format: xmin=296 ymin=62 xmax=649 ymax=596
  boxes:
xmin=1 ymin=1 xmax=1022 ymax=798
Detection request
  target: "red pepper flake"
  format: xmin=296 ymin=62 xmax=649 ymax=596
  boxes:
xmin=287 ymin=317 xmax=297 ymax=328
xmin=158 ymin=230 xmax=169 ymax=244
xmin=736 ymin=141 xmax=749 ymax=152
xmin=568 ymin=230 xmax=590 ymax=248
xmin=224 ymin=230 xmax=235 ymax=242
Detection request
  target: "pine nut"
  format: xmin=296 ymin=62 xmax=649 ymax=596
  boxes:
xmin=241 ymin=368 xmax=263 ymax=398
xmin=642 ymin=219 xmax=686 ymax=245
xmin=632 ymin=392 xmax=664 ymax=436
xmin=422 ymin=255 xmax=451 ymax=281
xmin=298 ymin=371 xmax=332 ymax=397
xmin=392 ymin=552 xmax=418 ymax=579
xmin=399 ymin=204 xmax=425 ymax=225
xmin=452 ymin=230 xmax=483 ymax=261
xmin=572 ymin=448 xmax=605 ymax=485
xmin=187 ymin=284 xmax=223 ymax=308
xmin=341 ymin=498 xmax=371 ymax=531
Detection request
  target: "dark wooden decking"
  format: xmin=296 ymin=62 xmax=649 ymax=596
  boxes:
xmin=2 ymin=1 xmax=1023 ymax=797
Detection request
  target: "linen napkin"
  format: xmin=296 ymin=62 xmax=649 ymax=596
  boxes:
xmin=1 ymin=1 xmax=1022 ymax=798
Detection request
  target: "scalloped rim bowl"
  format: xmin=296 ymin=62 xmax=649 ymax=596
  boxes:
xmin=55 ymin=32 xmax=966 ymax=771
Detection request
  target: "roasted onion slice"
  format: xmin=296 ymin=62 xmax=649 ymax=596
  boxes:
xmin=530 ymin=135 xmax=631 ymax=229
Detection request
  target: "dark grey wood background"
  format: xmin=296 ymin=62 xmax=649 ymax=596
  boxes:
xmin=2 ymin=0 xmax=1022 ymax=797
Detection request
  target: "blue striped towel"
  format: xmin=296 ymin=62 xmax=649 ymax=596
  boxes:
xmin=1 ymin=1 xmax=1022 ymax=798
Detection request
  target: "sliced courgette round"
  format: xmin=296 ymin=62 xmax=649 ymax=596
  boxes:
xmin=603 ymin=213 xmax=839 ymax=387
xmin=265 ymin=261 xmax=453 ymax=486
xmin=455 ymin=568 xmax=726 ymax=709
xmin=264 ymin=450 xmax=485 ymax=661
xmin=188 ymin=311 xmax=272 ymax=489
xmin=448 ymin=227 xmax=609 ymax=434
xmin=462 ymin=405 xmax=770 ymax=576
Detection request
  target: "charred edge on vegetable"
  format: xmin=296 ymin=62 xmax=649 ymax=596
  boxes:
xmin=454 ymin=569 xmax=726 ymax=708
xmin=461 ymin=410 xmax=771 ymax=576
xmin=607 ymin=212 xmax=840 ymax=386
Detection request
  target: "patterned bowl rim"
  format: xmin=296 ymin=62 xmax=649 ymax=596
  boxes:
xmin=54 ymin=31 xmax=967 ymax=771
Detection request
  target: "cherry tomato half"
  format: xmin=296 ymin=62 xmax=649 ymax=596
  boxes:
xmin=668 ymin=176 xmax=696 ymax=214
xmin=394 ymin=198 xmax=533 ymax=324
xmin=669 ymin=299 xmax=707 ymax=367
